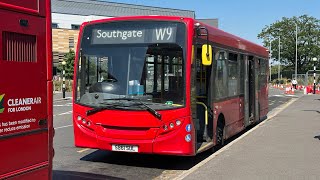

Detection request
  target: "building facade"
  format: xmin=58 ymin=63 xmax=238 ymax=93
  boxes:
xmin=51 ymin=0 xmax=217 ymax=75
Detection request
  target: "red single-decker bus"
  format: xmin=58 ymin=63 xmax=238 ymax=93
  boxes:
xmin=72 ymin=16 xmax=268 ymax=156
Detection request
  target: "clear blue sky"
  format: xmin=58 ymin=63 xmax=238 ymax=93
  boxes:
xmin=107 ymin=0 xmax=320 ymax=45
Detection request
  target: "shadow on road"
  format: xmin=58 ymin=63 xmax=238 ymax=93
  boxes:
xmin=53 ymin=170 xmax=125 ymax=180
xmin=314 ymin=135 xmax=320 ymax=140
xmin=80 ymin=149 xmax=212 ymax=170
xmin=302 ymin=110 xmax=320 ymax=114
xmin=79 ymin=120 xmax=263 ymax=171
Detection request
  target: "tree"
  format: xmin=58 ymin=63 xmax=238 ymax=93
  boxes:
xmin=258 ymin=15 xmax=320 ymax=74
xmin=58 ymin=50 xmax=75 ymax=79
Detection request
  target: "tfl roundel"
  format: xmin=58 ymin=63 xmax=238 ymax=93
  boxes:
xmin=186 ymin=124 xmax=191 ymax=132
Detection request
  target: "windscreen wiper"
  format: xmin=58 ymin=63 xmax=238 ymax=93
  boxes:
xmin=104 ymin=98 xmax=162 ymax=120
xmin=86 ymin=104 xmax=120 ymax=116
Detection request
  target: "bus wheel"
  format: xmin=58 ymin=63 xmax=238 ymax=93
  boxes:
xmin=216 ymin=118 xmax=225 ymax=147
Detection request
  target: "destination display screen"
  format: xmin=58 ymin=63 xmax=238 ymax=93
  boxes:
xmin=91 ymin=23 xmax=178 ymax=44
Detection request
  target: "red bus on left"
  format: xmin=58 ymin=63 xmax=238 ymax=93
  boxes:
xmin=0 ymin=0 xmax=53 ymax=179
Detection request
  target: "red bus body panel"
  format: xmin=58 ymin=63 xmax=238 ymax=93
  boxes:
xmin=0 ymin=0 xmax=53 ymax=179
xmin=73 ymin=16 xmax=268 ymax=156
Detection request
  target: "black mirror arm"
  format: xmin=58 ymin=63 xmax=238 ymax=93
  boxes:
xmin=198 ymin=27 xmax=210 ymax=56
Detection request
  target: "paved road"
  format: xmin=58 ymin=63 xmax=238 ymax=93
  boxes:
xmin=52 ymin=87 xmax=299 ymax=180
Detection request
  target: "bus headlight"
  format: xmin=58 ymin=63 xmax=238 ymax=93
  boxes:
xmin=176 ymin=120 xmax=181 ymax=126
xmin=158 ymin=118 xmax=186 ymax=136
xmin=76 ymin=114 xmax=94 ymax=131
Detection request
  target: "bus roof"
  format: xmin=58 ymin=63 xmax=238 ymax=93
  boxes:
xmin=194 ymin=19 xmax=268 ymax=58
xmin=82 ymin=16 xmax=268 ymax=58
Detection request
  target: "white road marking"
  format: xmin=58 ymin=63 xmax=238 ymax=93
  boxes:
xmin=53 ymin=111 xmax=73 ymax=117
xmin=269 ymin=94 xmax=298 ymax=98
xmin=173 ymin=97 xmax=300 ymax=180
xmin=272 ymin=95 xmax=284 ymax=97
xmin=55 ymin=124 xmax=73 ymax=129
xmin=54 ymin=104 xmax=72 ymax=107
xmin=77 ymin=148 xmax=90 ymax=153
xmin=285 ymin=94 xmax=298 ymax=97
xmin=53 ymin=97 xmax=72 ymax=102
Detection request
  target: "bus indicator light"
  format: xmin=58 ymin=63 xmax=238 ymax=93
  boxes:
xmin=169 ymin=123 xmax=174 ymax=128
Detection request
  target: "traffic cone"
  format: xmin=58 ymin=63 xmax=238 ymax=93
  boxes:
xmin=280 ymin=85 xmax=284 ymax=90
xmin=285 ymin=87 xmax=290 ymax=94
xmin=304 ymin=87 xmax=307 ymax=94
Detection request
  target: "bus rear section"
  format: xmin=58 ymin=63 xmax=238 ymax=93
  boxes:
xmin=0 ymin=0 xmax=53 ymax=179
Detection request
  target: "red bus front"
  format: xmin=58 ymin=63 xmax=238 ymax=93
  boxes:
xmin=73 ymin=17 xmax=196 ymax=155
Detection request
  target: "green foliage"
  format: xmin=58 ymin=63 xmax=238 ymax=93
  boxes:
xmin=271 ymin=78 xmax=289 ymax=85
xmin=53 ymin=80 xmax=73 ymax=92
xmin=258 ymin=15 xmax=320 ymax=74
xmin=57 ymin=50 xmax=75 ymax=80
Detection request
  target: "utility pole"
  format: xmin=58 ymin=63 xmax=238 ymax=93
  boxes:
xmin=269 ymin=41 xmax=272 ymax=82
xmin=278 ymin=36 xmax=281 ymax=80
xmin=295 ymin=23 xmax=298 ymax=79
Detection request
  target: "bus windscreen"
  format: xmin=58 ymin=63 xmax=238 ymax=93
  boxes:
xmin=76 ymin=21 xmax=186 ymax=110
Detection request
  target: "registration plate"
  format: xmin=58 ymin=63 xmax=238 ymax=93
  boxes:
xmin=112 ymin=144 xmax=138 ymax=152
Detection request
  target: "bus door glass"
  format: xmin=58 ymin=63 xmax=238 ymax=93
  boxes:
xmin=248 ymin=56 xmax=255 ymax=122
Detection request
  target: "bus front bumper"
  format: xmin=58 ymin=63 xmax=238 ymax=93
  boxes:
xmin=73 ymin=120 xmax=195 ymax=156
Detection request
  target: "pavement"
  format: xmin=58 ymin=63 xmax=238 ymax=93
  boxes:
xmin=182 ymin=94 xmax=320 ymax=180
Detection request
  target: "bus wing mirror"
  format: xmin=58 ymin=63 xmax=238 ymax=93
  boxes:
xmin=202 ymin=44 xmax=212 ymax=66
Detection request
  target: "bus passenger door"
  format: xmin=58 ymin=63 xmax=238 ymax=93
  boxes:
xmin=192 ymin=43 xmax=214 ymax=152
xmin=255 ymin=59 xmax=261 ymax=122
xmin=245 ymin=56 xmax=255 ymax=125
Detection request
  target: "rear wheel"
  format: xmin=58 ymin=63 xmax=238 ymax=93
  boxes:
xmin=216 ymin=120 xmax=225 ymax=147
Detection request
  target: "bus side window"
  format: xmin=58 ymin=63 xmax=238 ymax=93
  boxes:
xmin=259 ymin=59 xmax=267 ymax=89
xmin=214 ymin=51 xmax=228 ymax=99
xmin=239 ymin=54 xmax=245 ymax=95
xmin=228 ymin=53 xmax=239 ymax=96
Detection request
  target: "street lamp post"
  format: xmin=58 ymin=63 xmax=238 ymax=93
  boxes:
xmin=313 ymin=57 xmax=317 ymax=94
xmin=269 ymin=41 xmax=272 ymax=81
xmin=62 ymin=60 xmax=66 ymax=98
xmin=278 ymin=36 xmax=281 ymax=80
